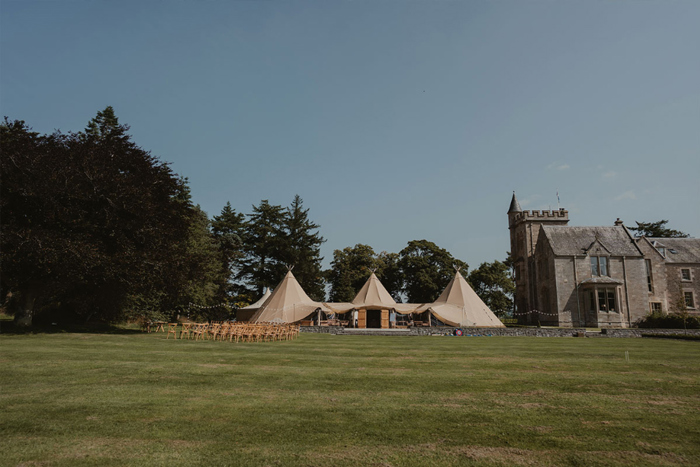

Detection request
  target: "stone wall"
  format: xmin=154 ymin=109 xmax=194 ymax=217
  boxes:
xmin=602 ymin=328 xmax=700 ymax=338
xmin=300 ymin=326 xmax=700 ymax=338
xmin=300 ymin=326 xmax=344 ymax=334
xmin=411 ymin=327 xmax=589 ymax=337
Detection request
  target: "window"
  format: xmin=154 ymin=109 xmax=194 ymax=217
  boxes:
xmin=645 ymin=259 xmax=653 ymax=292
xmin=656 ymin=246 xmax=666 ymax=257
xmin=590 ymin=256 xmax=609 ymax=277
xmin=650 ymin=302 xmax=662 ymax=313
xmin=597 ymin=288 xmax=617 ymax=312
xmin=685 ymin=292 xmax=696 ymax=309
xmin=681 ymin=269 xmax=691 ymax=281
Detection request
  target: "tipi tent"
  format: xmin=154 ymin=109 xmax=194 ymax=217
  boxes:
xmin=324 ymin=273 xmax=420 ymax=314
xmin=236 ymin=288 xmax=272 ymax=322
xmin=250 ymin=270 xmax=329 ymax=323
xmin=350 ymin=273 xmax=419 ymax=313
xmin=417 ymin=271 xmax=505 ymax=327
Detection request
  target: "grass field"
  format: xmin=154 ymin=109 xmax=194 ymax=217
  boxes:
xmin=1 ymin=331 xmax=699 ymax=466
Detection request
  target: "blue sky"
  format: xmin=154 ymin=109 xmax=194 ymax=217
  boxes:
xmin=2 ymin=1 xmax=699 ymax=271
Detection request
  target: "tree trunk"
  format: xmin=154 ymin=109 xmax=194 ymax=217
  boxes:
xmin=13 ymin=285 xmax=38 ymax=327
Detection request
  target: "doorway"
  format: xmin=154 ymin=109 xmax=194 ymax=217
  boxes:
xmin=366 ymin=309 xmax=382 ymax=328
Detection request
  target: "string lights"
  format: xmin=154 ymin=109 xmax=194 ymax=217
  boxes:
xmin=511 ymin=309 xmax=560 ymax=317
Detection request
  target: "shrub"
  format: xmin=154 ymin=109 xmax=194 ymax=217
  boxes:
xmin=636 ymin=311 xmax=700 ymax=329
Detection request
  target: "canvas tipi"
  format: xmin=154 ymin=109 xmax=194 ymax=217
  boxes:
xmin=250 ymin=270 xmax=329 ymax=323
xmin=236 ymin=288 xmax=272 ymax=322
xmin=417 ymin=270 xmax=505 ymax=327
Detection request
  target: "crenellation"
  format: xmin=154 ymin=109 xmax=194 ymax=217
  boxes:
xmin=513 ymin=209 xmax=569 ymax=224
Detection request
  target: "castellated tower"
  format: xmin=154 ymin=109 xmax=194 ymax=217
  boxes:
xmin=507 ymin=192 xmax=569 ymax=321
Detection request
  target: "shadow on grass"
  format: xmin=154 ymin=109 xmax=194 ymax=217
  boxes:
xmin=0 ymin=319 xmax=143 ymax=335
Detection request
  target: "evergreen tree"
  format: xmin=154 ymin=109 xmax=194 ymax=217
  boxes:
xmin=172 ymin=206 xmax=224 ymax=320
xmin=629 ymin=220 xmax=689 ymax=238
xmin=237 ymin=200 xmax=287 ymax=295
xmin=281 ymin=195 xmax=326 ymax=301
xmin=83 ymin=106 xmax=127 ymax=143
xmin=211 ymin=202 xmax=248 ymax=304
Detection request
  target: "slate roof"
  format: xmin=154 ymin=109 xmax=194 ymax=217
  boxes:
xmin=646 ymin=237 xmax=700 ymax=264
xmin=507 ymin=192 xmax=522 ymax=213
xmin=541 ymin=225 xmax=642 ymax=257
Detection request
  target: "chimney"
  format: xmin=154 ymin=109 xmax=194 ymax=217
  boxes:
xmin=614 ymin=218 xmax=624 ymax=226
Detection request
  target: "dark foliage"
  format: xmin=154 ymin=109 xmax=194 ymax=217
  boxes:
xmin=467 ymin=259 xmax=515 ymax=317
xmin=0 ymin=110 xmax=202 ymax=325
xmin=629 ymin=220 xmax=689 ymax=238
xmin=398 ymin=240 xmax=468 ymax=303
xmin=280 ymin=195 xmax=326 ymax=301
xmin=636 ymin=311 xmax=700 ymax=329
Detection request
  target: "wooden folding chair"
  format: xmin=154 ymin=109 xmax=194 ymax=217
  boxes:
xmin=208 ymin=323 xmax=221 ymax=340
xmin=192 ymin=323 xmax=206 ymax=341
xmin=180 ymin=322 xmax=193 ymax=340
xmin=217 ymin=323 xmax=230 ymax=341
xmin=166 ymin=323 xmax=178 ymax=339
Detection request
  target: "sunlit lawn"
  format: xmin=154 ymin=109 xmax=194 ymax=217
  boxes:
xmin=1 ymin=331 xmax=699 ymax=466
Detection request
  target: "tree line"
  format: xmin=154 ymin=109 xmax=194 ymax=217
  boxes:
xmin=1 ymin=108 xmax=514 ymax=326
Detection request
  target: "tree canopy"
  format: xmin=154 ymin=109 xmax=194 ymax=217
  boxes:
xmin=326 ymin=244 xmax=383 ymax=302
xmin=1 ymin=108 xmax=512 ymax=325
xmin=467 ymin=259 xmax=514 ymax=317
xmin=326 ymin=240 xmax=468 ymax=304
xmin=398 ymin=240 xmax=468 ymax=303
xmin=629 ymin=220 xmax=689 ymax=238
xmin=211 ymin=202 xmax=248 ymax=306
xmin=280 ymin=195 xmax=326 ymax=301
xmin=1 ymin=112 xmax=199 ymax=325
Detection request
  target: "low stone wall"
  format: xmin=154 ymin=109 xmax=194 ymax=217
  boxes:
xmin=301 ymin=326 xmax=588 ymax=337
xmin=411 ymin=327 xmax=589 ymax=337
xmin=602 ymin=328 xmax=700 ymax=338
xmin=300 ymin=326 xmax=700 ymax=337
xmin=299 ymin=326 xmax=344 ymax=334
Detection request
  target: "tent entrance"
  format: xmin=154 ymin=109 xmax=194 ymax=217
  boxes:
xmin=366 ymin=309 xmax=382 ymax=328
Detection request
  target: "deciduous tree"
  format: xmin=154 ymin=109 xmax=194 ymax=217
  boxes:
xmin=0 ymin=110 xmax=205 ymax=325
xmin=398 ymin=240 xmax=468 ymax=303
xmin=468 ymin=259 xmax=514 ymax=317
xmin=326 ymin=244 xmax=380 ymax=302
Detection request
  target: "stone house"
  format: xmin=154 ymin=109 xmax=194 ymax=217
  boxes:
xmin=635 ymin=237 xmax=700 ymax=315
xmin=507 ymin=193 xmax=699 ymax=328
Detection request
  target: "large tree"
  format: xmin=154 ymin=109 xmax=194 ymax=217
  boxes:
xmin=376 ymin=251 xmax=403 ymax=301
xmin=237 ymin=200 xmax=287 ymax=295
xmin=211 ymin=202 xmax=248 ymax=305
xmin=0 ymin=110 xmax=199 ymax=325
xmin=326 ymin=244 xmax=381 ymax=302
xmin=629 ymin=220 xmax=689 ymax=238
xmin=398 ymin=240 xmax=468 ymax=303
xmin=468 ymin=259 xmax=515 ymax=317
xmin=280 ymin=195 xmax=326 ymax=301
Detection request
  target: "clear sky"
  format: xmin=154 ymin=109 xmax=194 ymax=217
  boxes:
xmin=2 ymin=0 xmax=699 ymax=271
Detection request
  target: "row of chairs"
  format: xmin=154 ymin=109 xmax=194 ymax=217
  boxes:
xmin=161 ymin=322 xmax=300 ymax=342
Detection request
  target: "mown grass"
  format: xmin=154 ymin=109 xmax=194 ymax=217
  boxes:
xmin=1 ymin=332 xmax=699 ymax=466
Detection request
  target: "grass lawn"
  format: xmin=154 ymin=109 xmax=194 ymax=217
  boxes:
xmin=1 ymin=331 xmax=699 ymax=466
